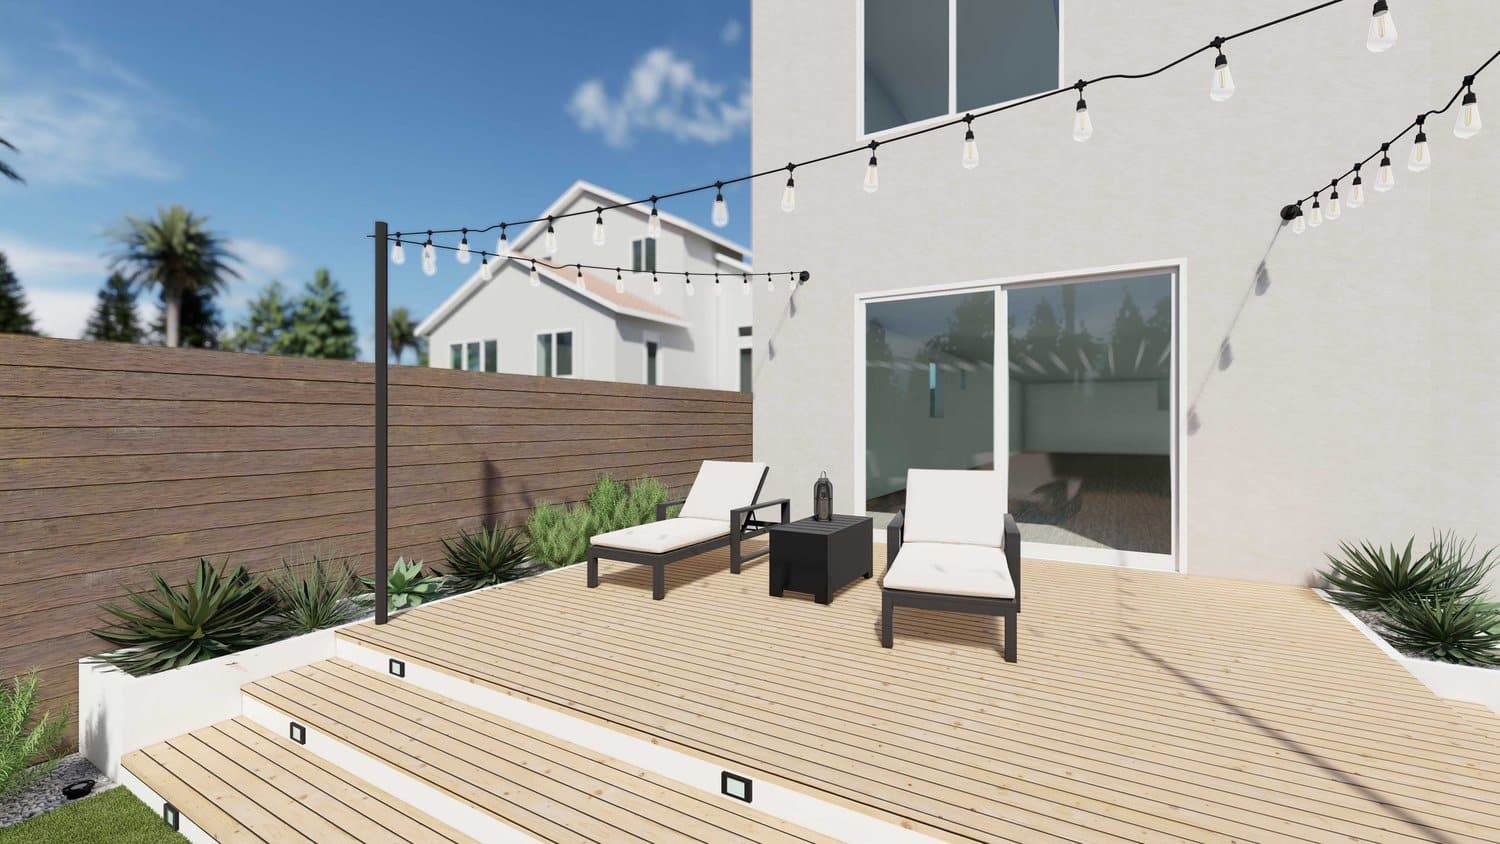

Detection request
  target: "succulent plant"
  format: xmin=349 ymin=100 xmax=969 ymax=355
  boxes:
xmin=1378 ymin=594 xmax=1500 ymax=666
xmin=361 ymin=557 xmax=442 ymax=612
xmin=265 ymin=553 xmax=360 ymax=635
xmin=441 ymin=524 xmax=531 ymax=592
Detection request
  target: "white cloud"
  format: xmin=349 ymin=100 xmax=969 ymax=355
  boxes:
xmin=721 ymin=20 xmax=743 ymax=45
xmin=28 ymin=287 xmax=96 ymax=339
xmin=229 ymin=238 xmax=293 ymax=281
xmin=0 ymin=38 xmax=183 ymax=186
xmin=0 ymin=232 xmax=107 ymax=337
xmin=0 ymin=234 xmax=106 ymax=282
xmin=567 ymin=48 xmax=750 ymax=148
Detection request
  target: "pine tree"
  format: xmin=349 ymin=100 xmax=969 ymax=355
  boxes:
xmin=277 ymin=269 xmax=357 ymax=360
xmin=83 ymin=274 xmax=143 ymax=342
xmin=0 ymin=251 xmax=38 ymax=335
xmin=224 ymin=281 xmax=293 ymax=353
xmin=151 ymin=285 xmax=222 ymax=348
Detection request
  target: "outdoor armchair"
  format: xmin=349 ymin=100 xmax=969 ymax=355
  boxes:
xmin=587 ymin=460 xmax=788 ymax=600
xmin=881 ymin=468 xmax=1021 ymax=661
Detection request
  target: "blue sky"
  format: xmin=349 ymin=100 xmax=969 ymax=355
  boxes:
xmin=0 ymin=1 xmax=750 ymax=357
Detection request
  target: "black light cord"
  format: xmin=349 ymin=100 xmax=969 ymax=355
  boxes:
xmin=389 ymin=235 xmax=810 ymax=283
xmin=382 ymin=0 xmax=1354 ymax=239
xmin=1289 ymin=47 xmax=1499 ymax=210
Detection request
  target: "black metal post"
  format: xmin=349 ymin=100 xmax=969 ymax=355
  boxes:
xmin=374 ymin=221 xmax=389 ymax=624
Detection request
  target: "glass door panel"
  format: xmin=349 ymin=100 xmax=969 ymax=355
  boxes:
xmin=865 ymin=290 xmax=995 ymax=513
xmin=1005 ymin=274 xmax=1173 ymax=555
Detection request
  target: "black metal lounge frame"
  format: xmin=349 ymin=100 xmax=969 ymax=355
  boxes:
xmin=586 ymin=468 xmax=790 ymax=600
xmin=880 ymin=511 xmax=1021 ymax=662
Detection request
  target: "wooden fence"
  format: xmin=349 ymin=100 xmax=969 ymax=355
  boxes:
xmin=0 ymin=335 xmax=752 ymax=740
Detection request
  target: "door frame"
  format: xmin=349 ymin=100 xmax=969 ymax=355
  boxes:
xmin=852 ymin=258 xmax=1187 ymax=573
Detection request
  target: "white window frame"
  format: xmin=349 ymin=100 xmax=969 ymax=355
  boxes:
xmin=450 ymin=337 xmax=498 ymax=372
xmin=630 ymin=237 xmax=658 ymax=274
xmin=533 ymin=328 xmax=578 ymax=378
xmin=642 ymin=331 xmax=663 ymax=387
xmin=736 ymin=326 xmax=754 ymax=393
xmin=854 ymin=0 xmax=1066 ymax=141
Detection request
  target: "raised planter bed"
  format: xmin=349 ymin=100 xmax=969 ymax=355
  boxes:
xmin=1318 ymin=590 xmax=1500 ymax=716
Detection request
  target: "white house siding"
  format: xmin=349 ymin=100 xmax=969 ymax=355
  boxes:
xmin=750 ymin=1 xmax=1500 ymax=589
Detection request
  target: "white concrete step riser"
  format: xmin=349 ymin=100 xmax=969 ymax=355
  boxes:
xmin=117 ymin=769 xmax=216 ymax=844
xmin=333 ymin=636 xmax=936 ymax=844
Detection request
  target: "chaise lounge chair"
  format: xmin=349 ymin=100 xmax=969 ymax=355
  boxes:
xmin=587 ymin=460 xmax=788 ymax=600
xmin=881 ymin=468 xmax=1021 ymax=661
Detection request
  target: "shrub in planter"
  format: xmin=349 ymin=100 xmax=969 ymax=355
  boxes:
xmin=441 ymin=524 xmax=530 ymax=591
xmin=360 ymin=557 xmax=442 ymax=612
xmin=1321 ymin=536 xmax=1489 ymax=612
xmin=266 ymin=553 xmax=360 ymax=635
xmin=587 ymin=474 xmax=668 ymax=533
xmin=1378 ymin=594 xmax=1500 ymax=667
xmin=0 ymin=670 xmax=68 ymax=798
xmin=526 ymin=503 xmax=594 ymax=568
xmin=526 ymin=474 xmax=671 ymax=568
xmin=93 ymin=558 xmax=277 ymax=676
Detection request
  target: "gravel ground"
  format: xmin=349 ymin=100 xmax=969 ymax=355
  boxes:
xmin=0 ymin=753 xmax=116 ymax=829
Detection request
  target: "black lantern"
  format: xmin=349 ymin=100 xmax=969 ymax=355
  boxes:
xmin=813 ymin=471 xmax=834 ymax=521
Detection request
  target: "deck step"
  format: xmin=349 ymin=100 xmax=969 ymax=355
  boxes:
xmin=120 ymin=717 xmax=476 ymax=844
xmin=241 ymin=659 xmax=833 ymax=844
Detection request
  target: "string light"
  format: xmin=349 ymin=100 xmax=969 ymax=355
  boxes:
xmin=1325 ymin=180 xmax=1342 ymax=220
xmin=390 ymin=233 xmax=405 ymax=265
xmin=592 ymin=209 xmax=606 ymax=246
xmin=712 ymin=182 xmax=729 ymax=227
xmin=1366 ymin=0 xmax=1397 ymax=53
xmin=1455 ymin=77 xmax=1483 ymax=138
xmin=497 ymin=224 xmax=510 ymax=257
xmin=961 ymin=116 xmax=979 ymax=169
xmin=575 ymin=263 xmax=585 ymax=287
xmin=863 ymin=142 xmax=880 ymax=193
xmin=543 ymin=217 xmax=558 ymax=256
xmin=479 ymin=253 xmax=492 ymax=281
xmin=766 ymin=273 xmax=775 ymax=292
xmin=651 ymin=273 xmax=662 ymax=296
xmin=1374 ymin=143 xmax=1396 ymax=191
xmin=1072 ymin=82 xmax=1093 ymax=142
xmin=781 ymin=165 xmax=796 ymax=213
xmin=646 ymin=197 xmax=662 ymax=238
xmin=421 ymin=232 xmax=436 ymax=276
xmin=1291 ymin=201 xmax=1307 ymax=234
xmin=1347 ymin=166 xmax=1366 ymax=208
xmin=456 ymin=229 xmax=471 ymax=264
xmin=1408 ymin=116 xmax=1431 ymax=171
xmin=742 ymin=273 xmax=750 ymax=296
xmin=1210 ymin=39 xmax=1235 ymax=102
xmin=529 ymin=259 xmax=540 ymax=287
xmin=615 ymin=268 xmax=625 ymax=294
xmin=1308 ymin=193 xmax=1323 ymax=228
xmin=714 ymin=272 xmax=723 ymax=296
xmin=787 ymin=271 xmax=798 ymax=292
xmin=686 ymin=275 xmax=696 ymax=297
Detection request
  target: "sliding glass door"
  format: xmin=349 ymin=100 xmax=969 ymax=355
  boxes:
xmin=864 ymin=270 xmax=1176 ymax=566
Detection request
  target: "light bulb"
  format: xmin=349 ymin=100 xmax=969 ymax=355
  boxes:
xmin=1455 ymin=89 xmax=1482 ymax=139
xmin=479 ymin=256 xmax=492 ymax=281
xmin=592 ymin=212 xmax=606 ymax=246
xmin=862 ymin=154 xmax=880 ymax=193
xmin=1407 ymin=130 xmax=1430 ymax=172
xmin=576 ymin=265 xmax=585 ymax=287
xmin=1326 ymin=189 xmax=1342 ymax=221
xmin=390 ymin=239 xmax=405 ymax=265
xmin=497 ymin=228 xmax=510 ymax=257
xmin=780 ymin=175 xmax=796 ymax=212
xmin=1348 ymin=175 xmax=1366 ymax=208
xmin=742 ymin=275 xmax=750 ymax=296
xmin=1291 ymin=208 xmax=1306 ymax=235
xmin=787 ymin=272 xmax=798 ymax=292
xmin=714 ymin=276 xmax=723 ymax=296
xmin=529 ymin=262 xmax=540 ymax=287
xmin=766 ymin=274 xmax=775 ymax=292
xmin=651 ymin=275 xmax=662 ymax=295
xmin=421 ymin=238 xmax=435 ymax=265
xmin=543 ymin=221 xmax=558 ymax=256
xmin=1308 ymin=197 xmax=1323 ymax=228
xmin=615 ymin=270 xmax=625 ymax=294
xmin=647 ymin=205 xmax=662 ymax=238
xmin=961 ymin=126 xmax=979 ymax=169
xmin=1072 ymin=96 xmax=1093 ymax=142
xmin=456 ymin=235 xmax=471 ymax=264
xmin=712 ymin=190 xmax=729 ymax=227
xmin=686 ymin=278 xmax=696 ymax=297
xmin=422 ymin=256 xmax=436 ymax=277
xmin=1210 ymin=53 xmax=1235 ymax=102
xmin=1367 ymin=0 xmax=1396 ymax=53
xmin=1375 ymin=151 xmax=1395 ymax=192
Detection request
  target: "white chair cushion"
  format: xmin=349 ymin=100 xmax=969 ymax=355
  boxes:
xmin=591 ymin=518 xmax=729 ymax=555
xmin=902 ymin=469 xmax=1007 ymax=547
xmin=677 ymin=460 xmax=768 ymax=522
xmin=882 ymin=542 xmax=1015 ymax=599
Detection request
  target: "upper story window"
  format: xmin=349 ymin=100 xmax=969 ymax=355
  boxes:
xmin=537 ymin=331 xmax=574 ymax=377
xmin=631 ymin=238 xmax=657 ymax=273
xmin=861 ymin=0 xmax=1061 ymax=136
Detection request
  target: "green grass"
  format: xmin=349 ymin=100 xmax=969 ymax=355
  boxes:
xmin=0 ymin=787 xmax=186 ymax=844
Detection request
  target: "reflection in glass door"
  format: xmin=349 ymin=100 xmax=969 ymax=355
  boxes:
xmin=1006 ymin=274 xmax=1174 ymax=557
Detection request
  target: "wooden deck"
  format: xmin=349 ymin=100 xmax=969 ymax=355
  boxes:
xmin=341 ymin=547 xmax=1500 ymax=844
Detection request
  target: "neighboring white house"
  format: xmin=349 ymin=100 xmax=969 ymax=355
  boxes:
xmin=418 ymin=180 xmax=755 ymax=391
xmin=750 ymin=1 xmax=1500 ymax=589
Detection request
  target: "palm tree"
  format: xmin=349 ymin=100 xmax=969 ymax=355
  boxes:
xmin=388 ymin=307 xmax=418 ymax=364
xmin=0 ymin=136 xmax=22 ymax=184
xmin=109 ymin=206 xmax=239 ymax=347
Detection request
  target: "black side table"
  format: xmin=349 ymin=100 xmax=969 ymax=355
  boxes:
xmin=768 ymin=515 xmax=874 ymax=605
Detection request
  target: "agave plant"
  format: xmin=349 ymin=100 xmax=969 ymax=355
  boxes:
xmin=265 ymin=553 xmax=360 ymax=635
xmin=1424 ymin=531 xmax=1498 ymax=597
xmin=0 ymin=671 xmax=68 ymax=798
xmin=1321 ymin=538 xmax=1456 ymax=612
xmin=94 ymin=558 xmax=276 ymax=676
xmin=1378 ymin=594 xmax=1500 ymax=666
xmin=441 ymin=524 xmax=531 ymax=592
xmin=361 ymin=557 xmax=442 ymax=612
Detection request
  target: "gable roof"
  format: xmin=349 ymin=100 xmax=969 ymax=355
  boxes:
xmin=416 ymin=252 xmax=688 ymax=336
xmin=416 ymin=180 xmax=744 ymax=337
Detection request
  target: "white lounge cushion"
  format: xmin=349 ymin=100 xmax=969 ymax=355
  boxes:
xmin=883 ymin=542 xmax=1015 ymax=599
xmin=677 ymin=460 xmax=768 ymax=522
xmin=902 ymin=469 xmax=1006 ymax=548
xmin=591 ymin=517 xmax=729 ymax=555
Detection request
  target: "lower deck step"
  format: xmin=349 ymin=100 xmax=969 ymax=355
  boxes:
xmin=243 ymin=659 xmax=832 ymax=844
xmin=121 ymin=717 xmax=475 ymax=844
